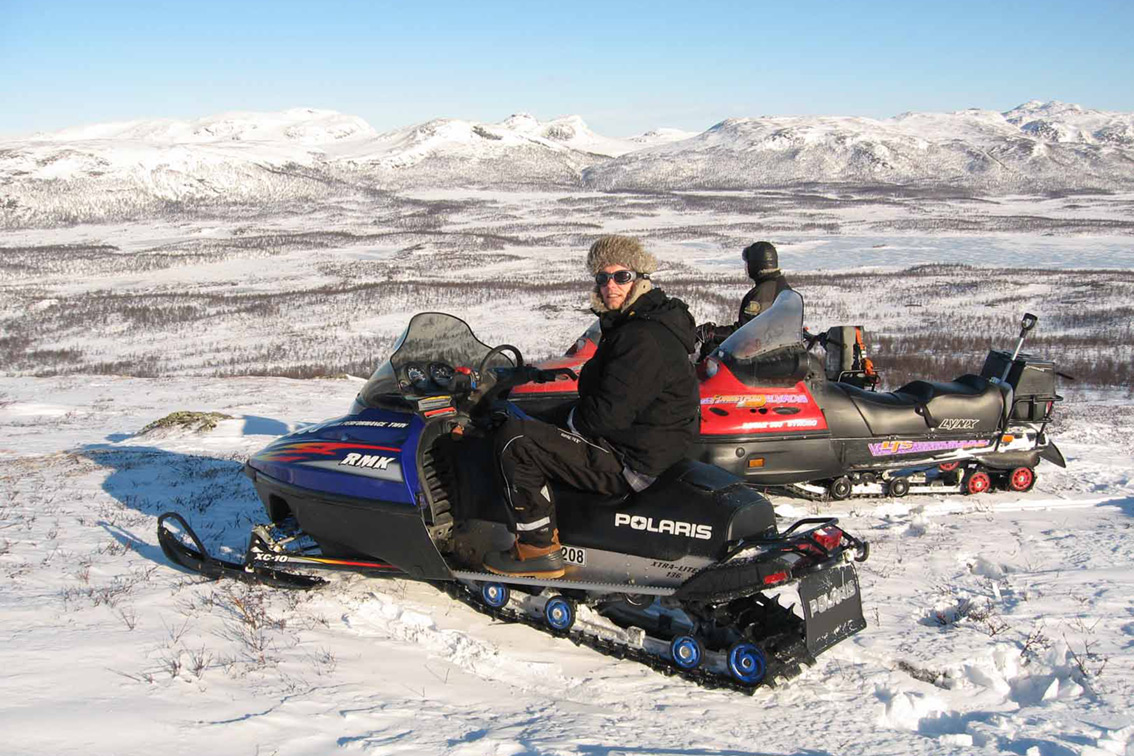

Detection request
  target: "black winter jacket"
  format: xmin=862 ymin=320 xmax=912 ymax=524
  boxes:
xmin=737 ymin=272 xmax=792 ymax=327
xmin=572 ymin=289 xmax=699 ymax=476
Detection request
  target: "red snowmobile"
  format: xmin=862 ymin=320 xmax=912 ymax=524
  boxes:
xmin=510 ymin=291 xmax=1066 ymax=500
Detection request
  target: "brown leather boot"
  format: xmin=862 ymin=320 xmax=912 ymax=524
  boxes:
xmin=483 ymin=531 xmax=566 ymax=578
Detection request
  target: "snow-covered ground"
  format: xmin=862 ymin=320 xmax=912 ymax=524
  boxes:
xmin=0 ymin=375 xmax=1131 ymax=756
xmin=2 ymin=167 xmax=1133 ymax=753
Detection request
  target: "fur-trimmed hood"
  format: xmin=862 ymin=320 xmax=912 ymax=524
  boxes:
xmin=586 ymin=235 xmax=658 ymax=313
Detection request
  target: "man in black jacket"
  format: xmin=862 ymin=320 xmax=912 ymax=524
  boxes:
xmin=696 ymin=241 xmax=793 ymax=358
xmin=484 ymin=235 xmax=700 ymax=578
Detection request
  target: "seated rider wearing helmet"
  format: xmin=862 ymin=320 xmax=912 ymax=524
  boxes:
xmin=696 ymin=241 xmax=794 ymax=358
xmin=484 ymin=235 xmax=700 ymax=578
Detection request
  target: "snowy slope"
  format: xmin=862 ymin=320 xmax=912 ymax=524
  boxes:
xmin=0 ymin=375 xmax=1131 ymax=756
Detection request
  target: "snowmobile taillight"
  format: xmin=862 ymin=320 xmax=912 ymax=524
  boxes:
xmin=812 ymin=527 xmax=843 ymax=553
xmin=762 ymin=570 xmax=789 ymax=586
xmin=455 ymin=366 xmax=472 ymax=374
xmin=698 ymin=358 xmax=720 ymax=380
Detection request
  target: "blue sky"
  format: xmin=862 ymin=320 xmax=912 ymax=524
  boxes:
xmin=2 ymin=0 xmax=1132 ymax=137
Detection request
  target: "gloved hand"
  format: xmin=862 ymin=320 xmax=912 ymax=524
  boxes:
xmin=695 ymin=322 xmax=717 ymax=344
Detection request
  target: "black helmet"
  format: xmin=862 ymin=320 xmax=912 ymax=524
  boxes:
xmin=742 ymin=241 xmax=778 ymax=279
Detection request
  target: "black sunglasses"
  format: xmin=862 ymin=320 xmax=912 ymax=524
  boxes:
xmin=594 ymin=270 xmax=644 ymax=286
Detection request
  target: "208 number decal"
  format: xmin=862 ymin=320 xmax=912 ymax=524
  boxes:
xmin=561 ymin=546 xmax=586 ymax=566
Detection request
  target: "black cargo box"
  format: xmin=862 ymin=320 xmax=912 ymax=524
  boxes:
xmin=980 ymin=350 xmax=1058 ymax=421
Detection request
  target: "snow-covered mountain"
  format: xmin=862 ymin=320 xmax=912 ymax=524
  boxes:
xmin=583 ymin=101 xmax=1134 ymax=192
xmin=2 ymin=101 xmax=1133 ymax=228
xmin=0 ymin=109 xmax=694 ymax=227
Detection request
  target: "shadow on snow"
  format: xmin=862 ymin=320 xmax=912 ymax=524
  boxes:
xmin=78 ymin=443 xmax=264 ymax=573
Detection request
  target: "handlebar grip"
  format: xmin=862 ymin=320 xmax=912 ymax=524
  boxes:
xmin=534 ymin=367 xmax=578 ymax=383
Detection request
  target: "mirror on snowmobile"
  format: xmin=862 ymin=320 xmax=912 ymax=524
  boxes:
xmin=1008 ymin=312 xmax=1039 ymax=364
xmin=1020 ymin=313 xmax=1038 ymax=336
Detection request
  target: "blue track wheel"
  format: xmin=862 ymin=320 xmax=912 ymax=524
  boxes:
xmin=727 ymin=642 xmax=767 ymax=686
xmin=544 ymin=595 xmax=575 ymax=632
xmin=480 ymin=582 xmax=510 ymax=609
xmin=670 ymin=635 xmax=704 ymax=670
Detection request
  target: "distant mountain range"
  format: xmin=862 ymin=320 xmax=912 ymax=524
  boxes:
xmin=2 ymin=101 xmax=1132 ymax=227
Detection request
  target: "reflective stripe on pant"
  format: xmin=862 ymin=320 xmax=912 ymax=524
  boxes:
xmin=495 ymin=416 xmax=628 ymax=547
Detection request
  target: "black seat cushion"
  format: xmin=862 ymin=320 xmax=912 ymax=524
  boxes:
xmin=839 ymin=374 xmax=1005 ymax=436
xmin=895 ymin=375 xmax=1005 ymax=432
xmin=838 ymin=384 xmax=928 ymax=436
xmin=897 ymin=374 xmax=987 ymax=403
xmin=557 ymin=460 xmax=775 ymax=561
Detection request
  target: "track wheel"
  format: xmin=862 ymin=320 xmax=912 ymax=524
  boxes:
xmin=544 ymin=595 xmax=576 ymax=632
xmin=965 ymin=470 xmax=992 ymax=495
xmin=670 ymin=635 xmax=704 ymax=671
xmin=726 ymin=642 xmax=767 ymax=686
xmin=888 ymin=478 xmax=910 ymax=498
xmin=480 ymin=582 xmax=510 ymax=609
xmin=939 ymin=460 xmax=961 ymax=472
xmin=829 ymin=476 xmax=853 ymax=500
xmin=1009 ymin=467 xmax=1036 ymax=492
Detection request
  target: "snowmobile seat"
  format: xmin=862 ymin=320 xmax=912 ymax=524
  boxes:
xmin=556 ymin=459 xmax=776 ymax=561
xmin=895 ymin=375 xmax=1005 ymax=432
xmin=897 ymin=374 xmax=987 ymax=403
xmin=835 ymin=384 xmax=931 ymax=436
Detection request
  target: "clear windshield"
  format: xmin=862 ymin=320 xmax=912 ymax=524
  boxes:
xmin=358 ymin=313 xmax=512 ymax=405
xmin=717 ymin=289 xmax=805 ymax=361
xmin=566 ymin=319 xmax=602 ymax=356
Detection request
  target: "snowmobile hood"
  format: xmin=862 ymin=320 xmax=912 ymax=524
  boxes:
xmin=247 ymin=408 xmax=423 ymax=506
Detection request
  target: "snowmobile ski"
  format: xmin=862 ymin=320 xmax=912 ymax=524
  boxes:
xmin=157 ymin=512 xmax=326 ymax=589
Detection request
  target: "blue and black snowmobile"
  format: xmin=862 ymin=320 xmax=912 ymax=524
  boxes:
xmin=158 ymin=312 xmax=869 ymax=690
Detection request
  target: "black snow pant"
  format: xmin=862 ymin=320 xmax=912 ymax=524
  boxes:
xmin=495 ymin=416 xmax=629 ymax=547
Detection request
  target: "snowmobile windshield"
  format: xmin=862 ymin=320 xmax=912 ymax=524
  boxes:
xmin=567 ymin=319 xmax=602 ymax=355
xmin=718 ymin=290 xmax=805 ymax=361
xmin=715 ymin=290 xmax=809 ymax=384
xmin=358 ymin=313 xmax=511 ymax=405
